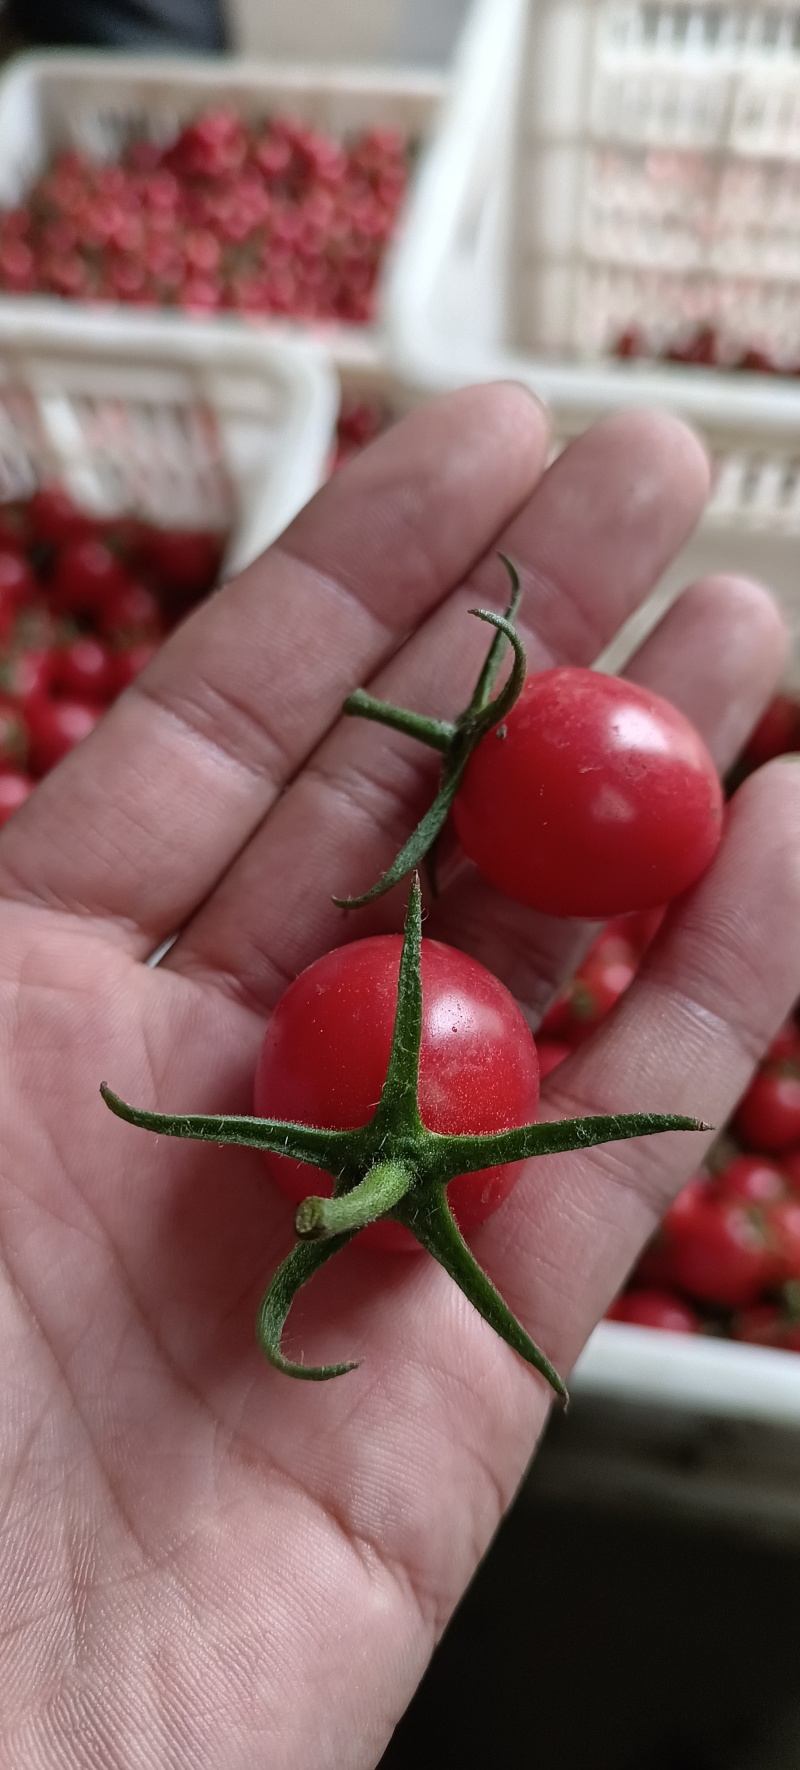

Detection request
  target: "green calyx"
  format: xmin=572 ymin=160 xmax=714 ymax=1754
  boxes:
xmin=334 ymin=553 xmax=528 ymax=908
xmin=101 ymin=877 xmax=707 ymax=1402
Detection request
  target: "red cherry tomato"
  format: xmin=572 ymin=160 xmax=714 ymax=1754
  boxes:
xmin=0 ymin=502 xmax=30 ymax=550
xmin=0 ymin=645 xmax=54 ymax=714
xmin=536 ymin=1039 xmax=571 ymax=1077
xmin=53 ymin=636 xmax=117 ymax=702
xmin=606 ymin=1288 xmax=699 ymax=1332
xmin=0 ymin=696 xmax=28 ymax=768
xmin=742 ymin=694 xmax=800 ymax=768
xmin=538 ymin=938 xmax=637 ymax=1044
xmin=713 ymin=1154 xmax=790 ymax=1206
xmin=667 ymin=1195 xmax=773 ymax=1308
xmin=99 ymin=580 xmax=162 ymax=642
xmin=624 ymin=904 xmax=667 ymax=952
xmin=766 ymin=1020 xmax=800 ymax=1063
xmin=734 ymin=1063 xmax=800 ymax=1151
xmin=663 ymin=1172 xmax=711 ymax=1228
xmin=254 ymin=934 xmax=540 ymax=1250
xmin=27 ymin=698 xmax=102 ymax=775
xmin=452 ymin=669 xmax=723 ymax=917
xmin=765 ymin=1199 xmax=800 ymax=1284
xmin=50 ymin=538 xmax=125 ymax=614
xmin=29 ymin=485 xmax=94 ymax=545
xmin=138 ymin=527 xmax=223 ymax=599
xmin=779 ymin=1149 xmax=800 ymax=1194
xmin=112 ymin=641 xmax=159 ymax=692
xmin=734 ymin=1304 xmax=800 ymax=1351
xmin=0 ymin=768 xmax=34 ymax=824
xmin=634 ymin=1172 xmax=710 ymax=1286
xmin=0 ymin=549 xmax=36 ymax=638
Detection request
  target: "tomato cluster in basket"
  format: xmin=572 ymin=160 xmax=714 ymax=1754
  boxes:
xmin=601 ymin=690 xmax=800 ymax=1351
xmin=0 ymin=111 xmax=409 ymax=323
xmin=0 ymin=482 xmax=224 ymax=816
xmin=331 ymin=394 xmax=391 ymax=471
xmin=615 ymin=324 xmax=799 ymax=376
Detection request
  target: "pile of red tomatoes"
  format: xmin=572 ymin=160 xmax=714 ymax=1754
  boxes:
xmin=615 ymin=324 xmax=795 ymax=376
xmin=0 ymin=484 xmax=224 ymax=821
xmin=331 ymin=395 xmax=391 ymax=471
xmin=0 ymin=110 xmax=409 ymax=323
xmin=545 ymin=691 xmax=800 ymax=1352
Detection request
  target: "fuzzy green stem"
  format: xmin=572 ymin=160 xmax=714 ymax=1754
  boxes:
xmin=372 ymin=874 xmax=425 ymax=1130
xmin=399 ymin=1187 xmax=568 ymax=1403
xmin=468 ymin=555 xmax=522 ymax=712
xmin=257 ymin=1234 xmax=360 ymax=1379
xmin=335 ymin=556 xmax=529 ymax=909
xmin=296 ymin=1159 xmax=414 ymax=1241
xmin=342 ymin=689 xmax=455 ymax=754
xmin=100 ymin=1081 xmax=358 ymax=1176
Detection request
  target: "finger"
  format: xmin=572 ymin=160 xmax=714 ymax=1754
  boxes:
xmin=473 ymin=758 xmax=800 ymax=1376
xmin=0 ymin=384 xmax=548 ymax=947
xmin=429 ymin=572 xmax=788 ymax=1017
xmin=168 ymin=412 xmax=711 ymax=1006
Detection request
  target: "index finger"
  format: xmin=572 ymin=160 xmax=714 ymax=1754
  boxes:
xmin=0 ymin=385 xmax=549 ymax=948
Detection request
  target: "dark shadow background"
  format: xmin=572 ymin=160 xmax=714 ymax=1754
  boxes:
xmin=5 ymin=0 xmax=226 ymax=51
xmin=380 ymin=1485 xmax=800 ymax=1770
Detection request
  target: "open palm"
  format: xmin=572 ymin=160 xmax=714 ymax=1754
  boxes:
xmin=2 ymin=385 xmax=799 ymax=1770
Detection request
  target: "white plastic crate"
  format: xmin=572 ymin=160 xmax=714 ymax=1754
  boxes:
xmin=388 ymin=0 xmax=800 ymax=366
xmin=0 ymin=303 xmax=337 ymax=574
xmin=530 ymin=361 xmax=800 ymax=685
xmin=0 ymin=52 xmax=446 ymax=362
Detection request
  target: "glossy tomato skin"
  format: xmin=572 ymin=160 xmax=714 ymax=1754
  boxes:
xmin=50 ymin=538 xmax=124 ymax=614
xmin=667 ymin=1195 xmax=773 ymax=1308
xmin=29 ymin=485 xmax=93 ymax=545
xmin=254 ymin=934 xmax=540 ymax=1250
xmin=0 ymin=768 xmax=34 ymax=824
xmin=734 ymin=1304 xmax=800 ymax=1351
xmin=734 ymin=1065 xmax=800 ymax=1151
xmin=27 ymin=697 xmax=102 ymax=775
xmin=452 ymin=669 xmax=723 ymax=917
xmin=713 ymin=1154 xmax=790 ymax=1207
xmin=53 ymin=636 xmax=117 ymax=701
xmin=606 ymin=1288 xmax=699 ymax=1332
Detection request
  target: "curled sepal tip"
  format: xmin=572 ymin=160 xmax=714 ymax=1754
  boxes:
xmin=399 ymin=1188 xmax=569 ymax=1406
xmin=257 ymin=1233 xmax=361 ymax=1380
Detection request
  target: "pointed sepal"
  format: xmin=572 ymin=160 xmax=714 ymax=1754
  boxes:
xmin=400 ymin=1187 xmax=568 ymax=1403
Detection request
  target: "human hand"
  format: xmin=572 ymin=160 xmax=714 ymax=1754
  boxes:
xmin=1 ymin=385 xmax=798 ymax=1769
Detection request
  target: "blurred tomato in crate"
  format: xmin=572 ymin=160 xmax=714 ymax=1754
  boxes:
xmin=0 ymin=303 xmax=335 ymax=808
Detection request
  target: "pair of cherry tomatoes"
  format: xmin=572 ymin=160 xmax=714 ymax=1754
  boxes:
xmin=258 ymin=666 xmax=723 ymax=1245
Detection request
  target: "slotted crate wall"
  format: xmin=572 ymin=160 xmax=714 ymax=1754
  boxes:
xmin=518 ymin=0 xmax=800 ymax=359
xmin=0 ymin=305 xmax=337 ymax=575
xmin=388 ymin=0 xmax=800 ymax=363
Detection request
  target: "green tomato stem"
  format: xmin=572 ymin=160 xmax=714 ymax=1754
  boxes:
xmin=342 ymin=688 xmax=455 ymax=754
xmin=296 ymin=1158 xmax=414 ymax=1240
xmin=400 ymin=1185 xmax=569 ymax=1404
xmin=335 ymin=556 xmax=530 ymax=909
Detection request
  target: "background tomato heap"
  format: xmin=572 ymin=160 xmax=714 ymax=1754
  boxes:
xmin=615 ymin=324 xmax=798 ymax=375
xmin=331 ymin=395 xmax=391 ymax=470
xmin=532 ymin=688 xmax=800 ymax=1352
xmin=0 ymin=482 xmax=224 ymax=821
xmin=0 ymin=111 xmax=410 ymax=322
